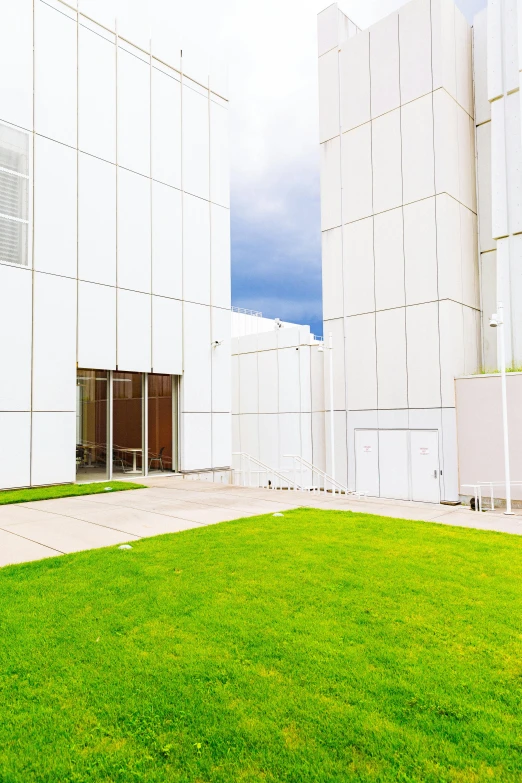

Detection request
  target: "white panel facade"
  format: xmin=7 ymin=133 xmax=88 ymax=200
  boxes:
xmin=212 ymin=413 xmax=232 ymax=468
xmin=183 ymin=193 xmax=210 ymax=305
xmin=117 ymin=167 xmax=151 ymax=293
xmin=401 ymin=95 xmax=435 ymax=205
xmin=370 ymin=13 xmax=400 ymax=119
xmin=341 ymin=123 xmax=373 ymax=223
xmin=210 ymin=101 xmax=230 ymax=209
xmin=211 ymin=307 xmax=231 ymax=413
xmin=0 ymin=266 xmax=32 ymax=411
xmin=433 ymin=88 xmax=460 ymax=200
xmin=404 ymin=198 xmax=438 ymax=305
xmin=0 ymin=0 xmax=33 ymax=131
xmin=399 ymin=0 xmax=432 ymax=104
xmin=232 ymin=325 xmax=326 ymax=482
xmin=345 ymin=314 xmax=377 ymax=410
xmin=151 ymin=67 xmax=181 ymax=189
xmin=318 ymin=48 xmax=340 ymax=143
xmin=181 ymin=414 xmax=212 ymax=471
xmin=152 ymin=181 xmax=182 ymax=300
xmin=374 ymin=208 xmax=405 ymax=311
xmin=376 ymin=309 xmax=408 ymax=409
xmin=78 ymin=282 xmax=117 ymax=371
xmin=372 ymin=110 xmax=402 ymax=214
xmin=34 ymin=135 xmax=77 ymax=278
xmin=322 ymin=228 xmax=343 ymax=321
xmin=239 ymin=353 xmax=259 ymax=414
xmin=339 ymin=31 xmax=370 ymax=132
xmin=320 ymin=137 xmax=342 ymax=230
xmin=0 ymin=413 xmax=31 ymax=490
xmin=117 ymin=289 xmax=151 ymax=373
xmin=406 ymin=303 xmax=442 ymax=409
xmin=182 ymin=85 xmax=209 ymax=200
xmin=32 ymin=273 xmax=76 ymax=412
xmin=0 ymin=0 xmax=231 ymax=489
xmin=152 ymin=296 xmax=183 ymax=376
xmin=211 ymin=205 xmax=231 ymax=309
xmin=78 ymin=24 xmax=116 ymax=163
xmin=182 ymin=302 xmax=211 ymax=413
xmin=34 ymin=0 xmax=77 ymax=147
xmin=78 ymin=154 xmax=116 ymax=286
xmin=31 ymin=412 xmax=76 ymax=486
xmin=117 ymin=48 xmax=150 ymax=177
xmin=318 ymin=0 xmax=479 ymax=501
xmin=343 ymin=218 xmax=374 ymax=316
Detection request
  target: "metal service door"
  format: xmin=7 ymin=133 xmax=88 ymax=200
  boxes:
xmin=410 ymin=430 xmax=440 ymax=503
xmin=379 ymin=430 xmax=410 ymax=500
xmin=355 ymin=430 xmax=379 ymax=497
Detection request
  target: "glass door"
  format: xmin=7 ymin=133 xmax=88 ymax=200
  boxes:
xmin=76 ymin=370 xmax=109 ymax=481
xmin=112 ymin=372 xmax=144 ymax=476
xmin=147 ymin=374 xmax=173 ymax=474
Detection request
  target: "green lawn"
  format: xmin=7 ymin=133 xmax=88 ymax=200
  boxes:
xmin=0 ymin=480 xmax=146 ymax=506
xmin=1 ymin=509 xmax=522 ymax=782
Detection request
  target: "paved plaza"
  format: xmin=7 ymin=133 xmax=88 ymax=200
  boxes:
xmin=1 ymin=476 xmax=521 ymax=568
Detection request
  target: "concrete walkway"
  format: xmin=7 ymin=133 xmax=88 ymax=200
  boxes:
xmin=1 ymin=475 xmax=522 ymax=568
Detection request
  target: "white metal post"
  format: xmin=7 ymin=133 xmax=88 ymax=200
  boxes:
xmin=328 ymin=332 xmax=335 ymax=490
xmin=498 ymin=303 xmax=514 ymax=515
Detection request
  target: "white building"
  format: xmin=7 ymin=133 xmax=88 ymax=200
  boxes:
xmin=0 ymin=0 xmax=231 ymax=489
xmin=232 ymin=0 xmax=522 ymax=504
xmin=317 ymin=0 xmax=485 ymax=504
xmin=231 ymin=317 xmax=326 ymax=482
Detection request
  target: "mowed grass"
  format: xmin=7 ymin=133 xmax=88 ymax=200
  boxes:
xmin=0 ymin=481 xmax=146 ymax=506
xmin=1 ymin=509 xmax=522 ymax=782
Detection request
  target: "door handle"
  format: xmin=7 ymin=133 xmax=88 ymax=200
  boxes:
xmin=433 ymin=470 xmax=438 ymax=478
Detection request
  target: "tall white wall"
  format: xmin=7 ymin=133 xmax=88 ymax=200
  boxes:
xmin=318 ymin=0 xmax=480 ymax=501
xmin=0 ymin=0 xmax=231 ymax=487
xmin=232 ymin=327 xmax=326 ymax=479
xmin=479 ymin=0 xmax=522 ymax=369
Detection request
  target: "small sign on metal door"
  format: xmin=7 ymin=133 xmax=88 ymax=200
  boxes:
xmin=363 ymin=445 xmax=372 ymax=453
xmin=419 ymin=447 xmax=429 ymax=456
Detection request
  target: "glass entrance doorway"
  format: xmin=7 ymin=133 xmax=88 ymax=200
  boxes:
xmin=113 ymin=372 xmax=144 ymax=476
xmin=76 ymin=369 xmax=178 ymax=480
xmin=148 ymin=374 xmax=173 ymax=474
xmin=76 ymin=371 xmax=109 ymax=481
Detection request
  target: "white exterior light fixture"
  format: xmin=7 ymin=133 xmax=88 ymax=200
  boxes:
xmin=490 ymin=302 xmax=514 ymax=515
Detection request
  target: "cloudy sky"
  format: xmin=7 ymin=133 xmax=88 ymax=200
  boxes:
xmin=105 ymin=0 xmax=487 ymax=336
xmin=223 ymin=0 xmax=488 ymax=335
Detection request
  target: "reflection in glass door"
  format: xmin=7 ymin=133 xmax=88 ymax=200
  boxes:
xmin=148 ymin=374 xmax=173 ymax=473
xmin=113 ymin=372 xmax=143 ymax=476
xmin=76 ymin=370 xmax=109 ymax=481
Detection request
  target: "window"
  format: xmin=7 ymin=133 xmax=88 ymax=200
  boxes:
xmin=148 ymin=374 xmax=173 ymax=473
xmin=113 ymin=372 xmax=144 ymax=475
xmin=76 ymin=370 xmax=109 ymax=481
xmin=0 ymin=123 xmax=29 ymax=266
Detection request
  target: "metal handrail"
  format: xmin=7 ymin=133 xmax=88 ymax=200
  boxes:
xmin=462 ymin=481 xmax=522 ymax=511
xmin=283 ymin=454 xmax=368 ymax=498
xmin=232 ymin=453 xmax=304 ymax=491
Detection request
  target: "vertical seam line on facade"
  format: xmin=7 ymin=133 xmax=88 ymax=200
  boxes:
xmin=30 ymin=0 xmax=36 ymax=488
xmin=472 ymin=22 xmax=486 ymax=373
xmin=115 ymin=19 xmax=119 ymax=371
xmin=76 ymin=5 xmax=79 ymax=382
xmin=397 ymin=13 xmax=410 ymax=422
xmin=208 ymin=74 xmax=213 ymax=469
xmin=180 ymin=54 xmax=185 ymax=468
xmin=336 ymin=31 xmax=346 ymax=483
xmin=368 ymin=25 xmax=379 ymax=496
xmin=150 ymin=36 xmax=153 ymax=377
xmin=430 ymin=0 xmax=445 ymax=500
